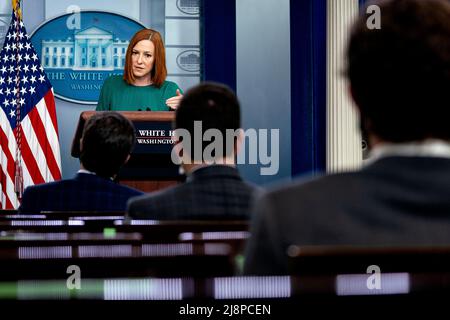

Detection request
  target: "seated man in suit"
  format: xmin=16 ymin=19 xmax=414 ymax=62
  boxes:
xmin=127 ymin=82 xmax=259 ymax=220
xmin=19 ymin=112 xmax=143 ymax=213
xmin=245 ymin=0 xmax=450 ymax=275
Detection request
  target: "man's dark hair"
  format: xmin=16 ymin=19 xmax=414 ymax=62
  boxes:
xmin=347 ymin=0 xmax=450 ymax=142
xmin=175 ymin=82 xmax=241 ymax=160
xmin=80 ymin=112 xmax=135 ymax=178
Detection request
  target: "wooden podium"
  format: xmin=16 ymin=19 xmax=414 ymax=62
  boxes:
xmin=71 ymin=111 xmax=183 ymax=193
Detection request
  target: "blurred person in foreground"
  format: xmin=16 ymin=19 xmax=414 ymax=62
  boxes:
xmin=127 ymin=82 xmax=260 ymax=220
xmin=19 ymin=112 xmax=143 ymax=214
xmin=245 ymin=0 xmax=450 ymax=275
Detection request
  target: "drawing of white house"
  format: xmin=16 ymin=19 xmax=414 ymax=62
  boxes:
xmin=42 ymin=26 xmax=129 ymax=70
xmin=180 ymin=0 xmax=200 ymax=8
xmin=180 ymin=53 xmax=199 ymax=65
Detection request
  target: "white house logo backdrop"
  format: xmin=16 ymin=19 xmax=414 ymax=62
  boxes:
xmin=176 ymin=0 xmax=200 ymax=15
xmin=30 ymin=11 xmax=144 ymax=104
xmin=165 ymin=0 xmax=201 ymax=93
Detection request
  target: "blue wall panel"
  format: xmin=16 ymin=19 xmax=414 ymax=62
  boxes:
xmin=290 ymin=0 xmax=327 ymax=177
xmin=202 ymin=0 xmax=236 ymax=92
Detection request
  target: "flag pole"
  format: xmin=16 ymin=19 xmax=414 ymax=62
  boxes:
xmin=12 ymin=0 xmax=22 ymax=19
xmin=12 ymin=0 xmax=24 ymax=199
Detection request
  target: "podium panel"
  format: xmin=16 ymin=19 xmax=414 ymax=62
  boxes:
xmin=71 ymin=111 xmax=184 ymax=192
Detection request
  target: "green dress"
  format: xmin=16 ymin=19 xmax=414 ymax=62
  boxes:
xmin=96 ymin=75 xmax=182 ymax=111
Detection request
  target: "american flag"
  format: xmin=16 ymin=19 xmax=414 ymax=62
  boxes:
xmin=0 ymin=8 xmax=61 ymax=209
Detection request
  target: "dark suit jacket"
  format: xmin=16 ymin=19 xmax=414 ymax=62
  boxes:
xmin=244 ymin=156 xmax=450 ymax=275
xmin=18 ymin=173 xmax=143 ymax=214
xmin=127 ymin=165 xmax=260 ymax=220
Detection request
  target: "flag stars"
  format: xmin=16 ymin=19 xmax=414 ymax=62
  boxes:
xmin=0 ymin=17 xmax=52 ymax=123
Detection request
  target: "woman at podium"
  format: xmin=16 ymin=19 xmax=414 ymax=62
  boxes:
xmin=96 ymin=29 xmax=183 ymax=111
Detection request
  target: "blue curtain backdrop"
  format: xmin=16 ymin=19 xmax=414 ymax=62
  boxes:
xmin=203 ymin=0 xmax=326 ymax=178
xmin=203 ymin=0 xmax=369 ymax=179
xmin=290 ymin=0 xmax=327 ymax=177
xmin=201 ymin=0 xmax=236 ymax=92
xmin=290 ymin=0 xmax=366 ymax=177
